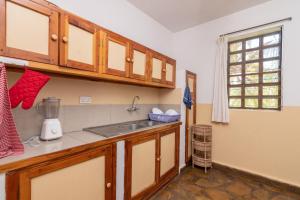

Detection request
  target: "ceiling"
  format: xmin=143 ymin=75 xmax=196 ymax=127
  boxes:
xmin=127 ymin=0 xmax=271 ymax=32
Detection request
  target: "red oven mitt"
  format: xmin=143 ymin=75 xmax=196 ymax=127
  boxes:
xmin=9 ymin=69 xmax=50 ymax=110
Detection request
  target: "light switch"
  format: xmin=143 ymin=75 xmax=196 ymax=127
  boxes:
xmin=79 ymin=96 xmax=92 ymax=104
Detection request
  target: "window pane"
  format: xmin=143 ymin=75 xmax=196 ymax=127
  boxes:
xmin=263 ymin=86 xmax=279 ymax=96
xmin=230 ymin=53 xmax=242 ymax=63
xmin=245 ymin=75 xmax=259 ymax=84
xmin=263 ymin=47 xmax=279 ymax=58
xmin=263 ymin=60 xmax=279 ymax=72
xmin=230 ymin=42 xmax=242 ymax=52
xmin=245 ymin=63 xmax=259 ymax=74
xmin=246 ymin=38 xmax=260 ymax=49
xmin=245 ymin=87 xmax=259 ymax=96
xmin=263 ymin=34 xmax=280 ymax=46
xmin=246 ymin=50 xmax=259 ymax=61
xmin=227 ymin=31 xmax=281 ymax=110
xmin=230 ymin=65 xmax=242 ymax=75
xmin=229 ymin=87 xmax=241 ymax=96
xmin=263 ymin=99 xmax=278 ymax=109
xmin=245 ymin=98 xmax=259 ymax=108
xmin=263 ymin=73 xmax=279 ymax=83
xmin=230 ymin=76 xmax=242 ymax=85
xmin=229 ymin=98 xmax=241 ymax=107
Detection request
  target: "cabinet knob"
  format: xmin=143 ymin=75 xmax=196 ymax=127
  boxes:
xmin=51 ymin=34 xmax=58 ymax=41
xmin=126 ymin=57 xmax=131 ymax=62
xmin=157 ymin=157 xmax=161 ymax=161
xmin=62 ymin=36 xmax=68 ymax=43
xmin=131 ymin=58 xmax=134 ymax=63
xmin=162 ymin=69 xmax=166 ymax=72
xmin=106 ymin=182 xmax=112 ymax=189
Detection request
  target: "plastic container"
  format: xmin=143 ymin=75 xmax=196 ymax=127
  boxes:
xmin=149 ymin=113 xmax=180 ymax=123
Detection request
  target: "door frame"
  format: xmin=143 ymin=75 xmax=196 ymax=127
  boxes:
xmin=185 ymin=70 xmax=197 ymax=164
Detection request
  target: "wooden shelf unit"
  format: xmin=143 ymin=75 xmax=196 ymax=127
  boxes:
xmin=192 ymin=124 xmax=212 ymax=173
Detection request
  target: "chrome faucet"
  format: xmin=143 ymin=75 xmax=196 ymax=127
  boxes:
xmin=127 ymin=96 xmax=140 ymax=112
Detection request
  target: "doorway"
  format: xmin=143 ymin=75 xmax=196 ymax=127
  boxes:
xmin=185 ymin=70 xmax=197 ymax=164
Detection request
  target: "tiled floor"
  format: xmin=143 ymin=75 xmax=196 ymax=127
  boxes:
xmin=151 ymin=167 xmax=300 ymax=200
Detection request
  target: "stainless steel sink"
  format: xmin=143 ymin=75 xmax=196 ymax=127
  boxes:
xmin=83 ymin=120 xmax=163 ymax=138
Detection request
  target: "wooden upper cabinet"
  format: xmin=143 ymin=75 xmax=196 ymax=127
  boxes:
xmin=59 ymin=13 xmax=99 ymax=72
xmin=101 ymin=31 xmax=130 ymax=77
xmin=0 ymin=0 xmax=176 ymax=88
xmin=149 ymin=52 xmax=165 ymax=83
xmin=164 ymin=58 xmax=176 ymax=86
xmin=129 ymin=42 xmax=149 ymax=81
xmin=0 ymin=0 xmax=59 ymax=64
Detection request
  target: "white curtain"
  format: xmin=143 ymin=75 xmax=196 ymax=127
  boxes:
xmin=212 ymin=36 xmax=230 ymax=123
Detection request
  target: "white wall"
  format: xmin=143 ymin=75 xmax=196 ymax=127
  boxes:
xmin=172 ymin=0 xmax=300 ymax=187
xmin=173 ymin=0 xmax=300 ymax=106
xmin=48 ymin=0 xmax=173 ymax=56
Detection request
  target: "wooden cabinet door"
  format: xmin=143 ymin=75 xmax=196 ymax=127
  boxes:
xmin=102 ymin=31 xmax=130 ymax=77
xmin=0 ymin=0 xmax=59 ymax=64
xmin=149 ymin=52 xmax=165 ymax=83
xmin=60 ymin=13 xmax=99 ymax=72
xmin=158 ymin=128 xmax=179 ymax=181
xmin=129 ymin=42 xmax=148 ymax=81
xmin=8 ymin=145 xmax=114 ymax=200
xmin=164 ymin=58 xmax=176 ymax=86
xmin=125 ymin=133 xmax=159 ymax=200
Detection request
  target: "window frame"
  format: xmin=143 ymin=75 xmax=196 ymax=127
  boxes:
xmin=227 ymin=29 xmax=282 ymax=111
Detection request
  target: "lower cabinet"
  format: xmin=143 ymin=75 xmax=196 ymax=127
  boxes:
xmin=5 ymin=126 xmax=180 ymax=200
xmin=125 ymin=127 xmax=179 ymax=200
xmin=6 ymin=145 xmax=114 ymax=200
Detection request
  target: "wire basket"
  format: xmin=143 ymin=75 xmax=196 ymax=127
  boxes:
xmin=149 ymin=113 xmax=180 ymax=123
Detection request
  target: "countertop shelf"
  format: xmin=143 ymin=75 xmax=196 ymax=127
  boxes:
xmin=0 ymin=121 xmax=181 ymax=173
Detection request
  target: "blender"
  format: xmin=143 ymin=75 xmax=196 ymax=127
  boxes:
xmin=37 ymin=97 xmax=63 ymax=140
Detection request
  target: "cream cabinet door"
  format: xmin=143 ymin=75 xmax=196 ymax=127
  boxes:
xmin=160 ymin=132 xmax=176 ymax=177
xmin=102 ymin=31 xmax=130 ymax=77
xmin=0 ymin=0 xmax=59 ymax=64
xmin=151 ymin=55 xmax=164 ymax=83
xmin=165 ymin=59 xmax=176 ymax=85
xmin=126 ymin=134 xmax=158 ymax=199
xmin=129 ymin=43 xmax=148 ymax=80
xmin=60 ymin=14 xmax=99 ymax=72
xmin=17 ymin=146 xmax=113 ymax=200
xmin=31 ymin=157 xmax=105 ymax=200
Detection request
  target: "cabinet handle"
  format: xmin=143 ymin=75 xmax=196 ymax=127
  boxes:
xmin=51 ymin=34 xmax=58 ymax=41
xmin=62 ymin=36 xmax=68 ymax=43
xmin=106 ymin=182 xmax=112 ymax=189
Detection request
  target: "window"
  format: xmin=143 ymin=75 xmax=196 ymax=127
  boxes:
xmin=228 ymin=30 xmax=282 ymax=110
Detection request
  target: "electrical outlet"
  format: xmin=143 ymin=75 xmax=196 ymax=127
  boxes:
xmin=79 ymin=96 xmax=92 ymax=104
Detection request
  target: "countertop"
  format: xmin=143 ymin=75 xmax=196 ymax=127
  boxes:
xmin=0 ymin=131 xmax=106 ymax=171
xmin=0 ymin=121 xmax=181 ymax=173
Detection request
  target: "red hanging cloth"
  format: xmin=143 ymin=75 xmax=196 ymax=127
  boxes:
xmin=0 ymin=64 xmax=24 ymax=158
